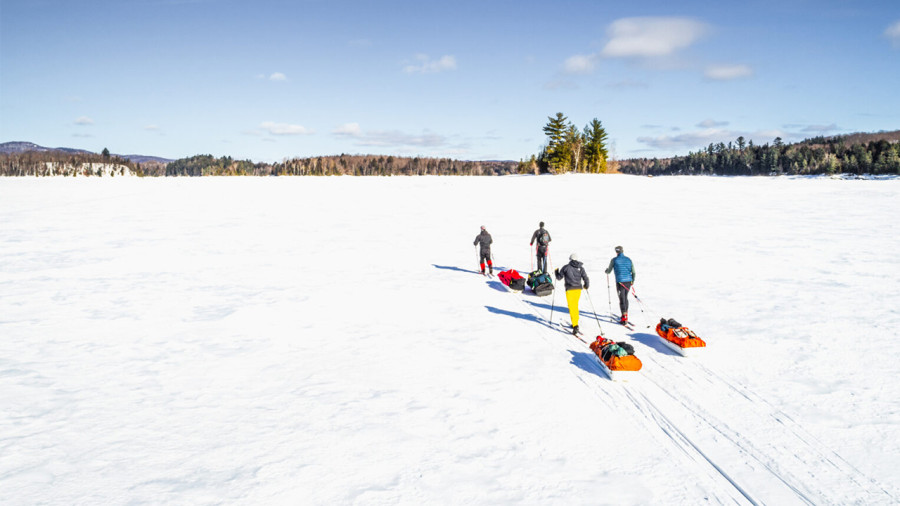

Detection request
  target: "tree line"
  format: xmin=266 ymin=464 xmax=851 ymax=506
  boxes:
xmin=618 ymin=133 xmax=900 ymax=176
xmin=0 ymin=149 xmax=153 ymax=177
xmin=165 ymin=154 xmax=519 ymax=176
xmin=517 ymin=112 xmax=610 ymax=174
xmin=0 ymin=151 xmax=519 ymax=177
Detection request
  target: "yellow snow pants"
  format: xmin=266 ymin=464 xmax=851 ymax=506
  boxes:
xmin=566 ymin=288 xmax=582 ymax=327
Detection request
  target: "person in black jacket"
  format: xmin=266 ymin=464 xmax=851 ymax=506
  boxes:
xmin=529 ymin=221 xmax=551 ymax=273
xmin=473 ymin=226 xmax=493 ymax=275
xmin=555 ymin=253 xmax=589 ymax=335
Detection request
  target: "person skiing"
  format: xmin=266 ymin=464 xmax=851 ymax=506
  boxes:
xmin=605 ymin=245 xmax=635 ymax=324
xmin=473 ymin=225 xmax=493 ymax=275
xmin=529 ymin=221 xmax=552 ymax=273
xmin=555 ymin=253 xmax=589 ymax=335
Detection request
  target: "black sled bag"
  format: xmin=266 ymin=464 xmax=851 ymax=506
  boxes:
xmin=533 ymin=282 xmax=553 ymax=296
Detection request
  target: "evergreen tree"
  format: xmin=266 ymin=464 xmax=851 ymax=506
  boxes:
xmin=583 ymin=118 xmax=609 ymax=173
xmin=542 ymin=112 xmax=569 ymax=173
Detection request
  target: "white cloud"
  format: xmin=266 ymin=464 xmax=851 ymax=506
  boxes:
xmin=601 ymin=17 xmax=709 ymax=58
xmin=333 ymin=123 xmax=362 ymax=137
xmin=331 ymin=124 xmax=449 ymax=148
xmin=74 ymin=116 xmax=94 ymax=126
xmin=638 ymin=128 xmax=734 ymax=150
xmin=357 ymin=130 xmax=447 ymax=148
xmin=562 ymin=16 xmax=708 ymax=76
xmin=704 ymin=64 xmax=753 ymax=81
xmin=563 ymin=54 xmax=597 ymax=74
xmin=885 ymin=20 xmax=900 ymax=47
xmin=269 ymin=72 xmax=287 ymax=81
xmin=144 ymin=124 xmax=160 ymax=131
xmin=697 ymin=119 xmax=729 ymax=128
xmin=260 ymin=121 xmax=313 ymax=135
xmin=801 ymin=124 xmax=839 ymax=133
xmin=403 ymin=54 xmax=457 ymax=74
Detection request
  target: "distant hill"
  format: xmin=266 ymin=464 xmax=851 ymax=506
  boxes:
xmin=798 ymin=130 xmax=900 ymax=146
xmin=0 ymin=141 xmax=92 ymax=155
xmin=0 ymin=141 xmax=172 ymax=164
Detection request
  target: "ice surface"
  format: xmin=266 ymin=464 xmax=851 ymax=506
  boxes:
xmin=1 ymin=175 xmax=898 ymax=504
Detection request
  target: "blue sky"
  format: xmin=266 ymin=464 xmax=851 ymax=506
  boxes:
xmin=1 ymin=0 xmax=899 ymax=162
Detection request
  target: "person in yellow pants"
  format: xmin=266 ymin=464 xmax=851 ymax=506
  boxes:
xmin=555 ymin=253 xmax=590 ymax=336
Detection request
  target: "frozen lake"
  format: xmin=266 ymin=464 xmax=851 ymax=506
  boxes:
xmin=1 ymin=175 xmax=898 ymax=504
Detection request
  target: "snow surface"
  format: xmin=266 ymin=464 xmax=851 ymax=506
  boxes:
xmin=1 ymin=175 xmax=898 ymax=505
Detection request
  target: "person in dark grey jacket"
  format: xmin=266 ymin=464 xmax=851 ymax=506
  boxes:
xmin=555 ymin=253 xmax=589 ymax=335
xmin=473 ymin=226 xmax=493 ymax=275
xmin=529 ymin=221 xmax=551 ymax=273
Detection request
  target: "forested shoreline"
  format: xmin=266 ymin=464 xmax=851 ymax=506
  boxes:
xmin=1 ymin=130 xmax=898 ymax=177
xmin=0 ymin=151 xmax=518 ymax=177
xmin=618 ymin=132 xmax=900 ymax=176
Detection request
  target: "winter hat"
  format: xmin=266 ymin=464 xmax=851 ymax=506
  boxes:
xmin=569 ymin=253 xmax=578 ymax=262
xmin=615 ymin=245 xmax=623 ymax=253
xmin=481 ymin=225 xmax=486 ymax=231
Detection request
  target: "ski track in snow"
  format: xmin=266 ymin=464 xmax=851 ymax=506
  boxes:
xmin=2 ymin=175 xmax=899 ymax=505
xmin=491 ymin=274 xmax=896 ymax=505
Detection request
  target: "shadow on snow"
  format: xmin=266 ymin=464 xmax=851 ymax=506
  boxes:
xmin=568 ymin=350 xmax=606 ymax=378
xmin=432 ymin=264 xmax=481 ymax=275
xmin=629 ymin=332 xmax=680 ymax=356
xmin=484 ymin=305 xmax=559 ymax=333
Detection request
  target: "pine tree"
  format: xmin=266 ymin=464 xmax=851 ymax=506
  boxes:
xmin=542 ymin=112 xmax=569 ymax=173
xmin=583 ymin=118 xmax=609 ymax=173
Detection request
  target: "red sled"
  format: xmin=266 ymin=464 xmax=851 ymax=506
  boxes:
xmin=498 ymin=269 xmax=526 ymax=291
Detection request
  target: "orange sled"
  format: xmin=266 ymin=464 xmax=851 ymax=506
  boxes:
xmin=655 ymin=318 xmax=706 ymax=356
xmin=590 ymin=337 xmax=642 ymax=380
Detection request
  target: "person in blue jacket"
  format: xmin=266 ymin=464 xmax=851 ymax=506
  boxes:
xmin=605 ymin=245 xmax=635 ymax=324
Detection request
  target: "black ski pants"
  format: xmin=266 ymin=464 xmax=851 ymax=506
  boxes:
xmin=616 ymin=281 xmax=632 ymax=314
xmin=479 ymin=249 xmax=492 ymax=264
xmin=536 ymin=247 xmax=548 ymax=273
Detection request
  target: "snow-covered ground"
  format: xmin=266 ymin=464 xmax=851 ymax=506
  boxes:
xmin=1 ymin=175 xmax=898 ymax=505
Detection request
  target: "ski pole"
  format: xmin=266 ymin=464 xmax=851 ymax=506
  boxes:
xmin=629 ymin=284 xmax=650 ymax=311
xmin=530 ymin=244 xmax=533 ymax=272
xmin=549 ymin=275 xmax=557 ymax=327
xmin=606 ymin=274 xmax=613 ymax=315
xmin=585 ymin=289 xmax=605 ymax=338
xmin=627 ymin=284 xmax=655 ymax=328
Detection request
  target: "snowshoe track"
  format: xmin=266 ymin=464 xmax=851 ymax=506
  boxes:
xmin=483 ymin=273 xmax=896 ymax=505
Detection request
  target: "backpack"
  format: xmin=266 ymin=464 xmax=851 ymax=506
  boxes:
xmin=600 ymin=341 xmax=634 ymax=362
xmin=538 ymin=230 xmax=550 ymax=246
xmin=527 ymin=270 xmax=552 ymax=288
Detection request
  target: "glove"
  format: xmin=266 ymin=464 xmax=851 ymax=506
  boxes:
xmin=554 ymin=268 xmax=559 ymax=277
xmin=584 ymin=284 xmax=589 ymax=290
